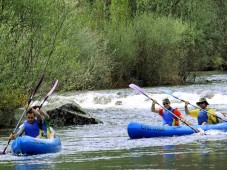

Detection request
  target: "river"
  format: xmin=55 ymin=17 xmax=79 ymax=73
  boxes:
xmin=1 ymin=71 xmax=227 ymax=169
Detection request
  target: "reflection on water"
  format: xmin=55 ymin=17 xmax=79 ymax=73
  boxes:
xmin=125 ymin=141 xmax=227 ymax=169
xmin=14 ymin=163 xmax=51 ymax=170
xmin=163 ymin=145 xmax=175 ymax=161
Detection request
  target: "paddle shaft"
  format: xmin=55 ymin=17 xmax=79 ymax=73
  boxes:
xmin=129 ymin=84 xmax=199 ymax=133
xmin=1 ymin=74 xmax=44 ymax=154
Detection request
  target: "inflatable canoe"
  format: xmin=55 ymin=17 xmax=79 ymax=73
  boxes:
xmin=127 ymin=122 xmax=227 ymax=139
xmin=11 ymin=136 xmax=62 ymax=155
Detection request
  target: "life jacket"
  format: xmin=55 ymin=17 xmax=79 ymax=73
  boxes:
xmin=24 ymin=119 xmax=40 ymax=137
xmin=162 ymin=108 xmax=175 ymax=126
xmin=198 ymin=109 xmax=218 ymax=125
xmin=198 ymin=110 xmax=208 ymax=125
xmin=38 ymin=118 xmax=51 ymax=138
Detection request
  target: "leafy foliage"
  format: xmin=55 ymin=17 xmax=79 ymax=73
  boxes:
xmin=0 ymin=0 xmax=226 ymax=114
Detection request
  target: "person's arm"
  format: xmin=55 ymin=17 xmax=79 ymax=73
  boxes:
xmin=174 ymin=109 xmax=186 ymax=123
xmin=184 ymin=101 xmax=190 ymax=115
xmin=174 ymin=109 xmax=193 ymax=125
xmin=179 ymin=115 xmax=186 ymax=123
xmin=9 ymin=124 xmax=24 ymax=140
xmin=37 ymin=108 xmax=50 ymax=120
xmin=31 ymin=108 xmax=42 ymax=122
xmin=25 ymin=105 xmax=42 ymax=122
xmin=151 ymin=99 xmax=159 ymax=113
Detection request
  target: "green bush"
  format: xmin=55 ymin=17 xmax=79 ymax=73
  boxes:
xmin=0 ymin=87 xmax=28 ymax=112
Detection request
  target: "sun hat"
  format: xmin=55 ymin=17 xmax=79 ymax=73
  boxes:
xmin=196 ymin=97 xmax=209 ymax=106
xmin=162 ymin=98 xmax=170 ymax=103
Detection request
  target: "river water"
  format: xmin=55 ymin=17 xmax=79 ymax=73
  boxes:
xmin=1 ymin=72 xmax=227 ymax=169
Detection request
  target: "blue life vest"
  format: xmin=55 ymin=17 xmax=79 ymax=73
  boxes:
xmin=198 ymin=110 xmax=208 ymax=125
xmin=162 ymin=108 xmax=175 ymax=126
xmin=24 ymin=119 xmax=40 ymax=137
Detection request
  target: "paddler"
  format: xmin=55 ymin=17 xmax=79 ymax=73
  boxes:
xmin=9 ymin=105 xmax=42 ymax=139
xmin=152 ymin=98 xmax=186 ymax=126
xmin=184 ymin=97 xmax=218 ymax=125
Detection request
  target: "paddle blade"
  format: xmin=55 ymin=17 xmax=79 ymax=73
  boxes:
xmin=129 ymin=84 xmax=145 ymax=94
xmin=47 ymin=79 xmax=58 ymax=96
xmin=129 ymin=84 xmax=152 ymax=100
xmin=39 ymin=79 xmax=59 ymax=109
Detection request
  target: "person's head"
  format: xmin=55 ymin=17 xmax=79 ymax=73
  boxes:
xmin=196 ymin=97 xmax=209 ymax=109
xmin=26 ymin=108 xmax=35 ymax=124
xmin=162 ymin=98 xmax=171 ymax=108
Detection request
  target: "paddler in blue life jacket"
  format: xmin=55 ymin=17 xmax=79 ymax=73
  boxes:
xmin=152 ymin=98 xmax=186 ymax=126
xmin=9 ymin=106 xmax=42 ymax=140
xmin=32 ymin=106 xmax=55 ymax=139
xmin=184 ymin=97 xmax=218 ymax=125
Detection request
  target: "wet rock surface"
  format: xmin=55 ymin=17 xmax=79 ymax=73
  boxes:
xmin=46 ymin=101 xmax=103 ymax=126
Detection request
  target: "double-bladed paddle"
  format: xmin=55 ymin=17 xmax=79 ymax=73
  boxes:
xmin=159 ymin=89 xmax=227 ymax=122
xmin=1 ymin=74 xmax=44 ymax=154
xmin=129 ymin=84 xmax=200 ymax=133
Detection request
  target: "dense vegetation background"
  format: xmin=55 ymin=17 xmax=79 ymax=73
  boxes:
xmin=0 ymin=0 xmax=226 ymax=115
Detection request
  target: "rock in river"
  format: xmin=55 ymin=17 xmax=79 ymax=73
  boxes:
xmin=46 ymin=101 xmax=103 ymax=126
xmin=4 ymin=100 xmax=102 ymax=128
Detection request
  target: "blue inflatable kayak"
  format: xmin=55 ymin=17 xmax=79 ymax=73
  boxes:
xmin=127 ymin=122 xmax=227 ymax=139
xmin=11 ymin=136 xmax=62 ymax=155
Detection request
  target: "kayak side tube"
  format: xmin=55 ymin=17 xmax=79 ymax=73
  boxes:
xmin=11 ymin=136 xmax=62 ymax=155
xmin=127 ymin=122 xmax=227 ymax=139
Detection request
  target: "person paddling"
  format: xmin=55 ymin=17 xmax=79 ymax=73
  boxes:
xmin=184 ymin=97 xmax=218 ymax=125
xmin=9 ymin=105 xmax=42 ymax=140
xmin=33 ymin=106 xmax=55 ymax=139
xmin=152 ymin=98 xmax=186 ymax=126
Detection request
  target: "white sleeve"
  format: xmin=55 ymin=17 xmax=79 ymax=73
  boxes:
xmin=15 ymin=124 xmax=25 ymax=136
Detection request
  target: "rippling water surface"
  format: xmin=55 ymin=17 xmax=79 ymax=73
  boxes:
xmin=1 ymin=72 xmax=227 ymax=169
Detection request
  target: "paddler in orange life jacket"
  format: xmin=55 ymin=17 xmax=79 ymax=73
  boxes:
xmin=152 ymin=98 xmax=186 ymax=126
xmin=9 ymin=105 xmax=42 ymax=140
xmin=184 ymin=97 xmax=218 ymax=125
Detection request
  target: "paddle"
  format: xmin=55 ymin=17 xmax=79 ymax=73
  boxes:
xmin=35 ymin=79 xmax=58 ymax=138
xmin=39 ymin=79 xmax=58 ymax=109
xmin=1 ymin=74 xmax=44 ymax=155
xmin=129 ymin=84 xmax=200 ymax=133
xmin=159 ymin=89 xmax=227 ymax=122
